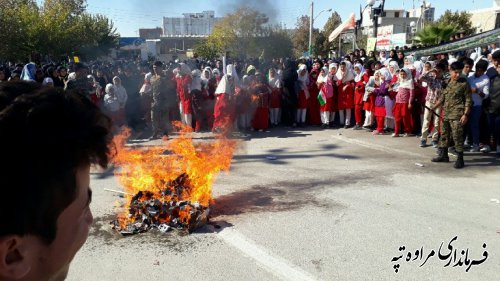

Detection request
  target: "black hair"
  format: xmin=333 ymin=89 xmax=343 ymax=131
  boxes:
xmin=0 ymin=83 xmax=112 ymax=243
xmin=450 ymin=61 xmax=464 ymax=71
xmin=492 ymin=50 xmax=500 ymax=61
xmin=462 ymin=57 xmax=474 ymax=67
xmin=475 ymin=60 xmax=489 ymax=71
xmin=435 ymin=62 xmax=447 ymax=72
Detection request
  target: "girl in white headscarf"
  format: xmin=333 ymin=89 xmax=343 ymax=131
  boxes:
xmin=384 ymin=62 xmax=399 ymax=131
xmin=201 ymin=66 xmax=217 ymax=130
xmin=353 ymin=63 xmax=368 ymax=129
xmin=176 ymin=63 xmax=193 ymax=127
xmin=296 ymin=64 xmax=310 ymax=126
xmin=317 ymin=65 xmax=336 ymax=128
xmin=213 ymin=64 xmax=239 ymax=134
xmin=104 ymin=83 xmax=120 ymax=129
xmin=393 ymin=68 xmax=415 ymax=137
xmin=268 ymin=67 xmax=282 ymax=127
xmin=372 ymin=68 xmax=392 ymax=135
xmin=336 ymin=61 xmax=355 ymax=128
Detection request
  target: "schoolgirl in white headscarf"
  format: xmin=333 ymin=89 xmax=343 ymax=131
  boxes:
xmin=336 ymin=61 xmax=355 ymax=128
xmin=296 ymin=64 xmax=310 ymax=126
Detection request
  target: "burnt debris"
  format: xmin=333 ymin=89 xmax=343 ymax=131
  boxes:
xmin=111 ymin=173 xmax=210 ymax=236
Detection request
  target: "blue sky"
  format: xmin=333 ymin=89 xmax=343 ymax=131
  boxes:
xmin=76 ymin=0 xmax=494 ymax=36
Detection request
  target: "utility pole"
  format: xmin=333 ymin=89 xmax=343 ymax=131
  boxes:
xmin=309 ymin=0 xmax=314 ymax=56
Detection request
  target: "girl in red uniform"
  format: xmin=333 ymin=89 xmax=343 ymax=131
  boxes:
xmin=176 ymin=63 xmax=193 ymax=127
xmin=268 ymin=68 xmax=282 ymax=127
xmin=251 ymin=74 xmax=271 ymax=131
xmin=296 ymin=64 xmax=310 ymax=127
xmin=392 ymin=68 xmax=415 ymax=137
xmin=336 ymin=61 xmax=355 ymax=128
xmin=307 ymin=62 xmax=322 ymax=126
xmin=353 ymin=63 xmax=368 ymax=130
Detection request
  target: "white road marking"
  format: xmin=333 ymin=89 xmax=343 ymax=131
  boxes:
xmin=331 ymin=134 xmax=425 ymax=158
xmin=218 ymin=228 xmax=318 ymax=281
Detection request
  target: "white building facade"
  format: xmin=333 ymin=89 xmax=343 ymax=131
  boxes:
xmin=162 ymin=11 xmax=220 ymax=37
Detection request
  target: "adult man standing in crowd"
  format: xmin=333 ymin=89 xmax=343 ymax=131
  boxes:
xmin=485 ymin=50 xmax=500 ymax=154
xmin=0 ymin=82 xmax=112 ymax=281
xmin=150 ymin=61 xmax=176 ymax=139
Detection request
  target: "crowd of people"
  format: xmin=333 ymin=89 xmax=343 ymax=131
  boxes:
xmin=1 ymin=43 xmax=500 ymax=169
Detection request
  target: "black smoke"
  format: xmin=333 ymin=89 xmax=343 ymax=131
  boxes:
xmin=217 ymin=0 xmax=279 ymax=23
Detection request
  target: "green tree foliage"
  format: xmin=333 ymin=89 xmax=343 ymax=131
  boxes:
xmin=291 ymin=15 xmax=320 ymax=57
xmin=414 ymin=23 xmax=457 ymax=46
xmin=318 ymin=12 xmax=342 ymax=57
xmin=200 ymin=6 xmax=293 ymax=60
xmin=194 ymin=41 xmax=220 ymax=61
xmin=0 ymin=0 xmax=118 ymax=61
xmin=436 ymin=10 xmax=474 ymax=36
xmin=262 ymin=27 xmax=294 ymax=60
xmin=292 ymin=12 xmax=343 ymax=58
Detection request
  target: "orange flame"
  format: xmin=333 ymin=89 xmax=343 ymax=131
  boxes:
xmin=111 ymin=122 xmax=236 ymax=228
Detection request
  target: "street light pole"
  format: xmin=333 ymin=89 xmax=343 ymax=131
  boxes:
xmin=309 ymin=0 xmax=314 ymax=56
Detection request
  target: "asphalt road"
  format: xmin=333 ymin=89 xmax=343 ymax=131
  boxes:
xmin=67 ymin=127 xmax=500 ymax=281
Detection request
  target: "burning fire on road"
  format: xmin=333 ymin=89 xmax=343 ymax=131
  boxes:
xmin=110 ymin=123 xmax=236 ymax=235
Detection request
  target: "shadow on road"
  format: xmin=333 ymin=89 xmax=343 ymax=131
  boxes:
xmin=232 ymin=143 xmax=359 ymax=165
xmin=211 ymin=174 xmax=379 ymax=218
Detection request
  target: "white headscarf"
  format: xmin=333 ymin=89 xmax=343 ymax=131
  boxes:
xmin=268 ymin=68 xmax=281 ymax=88
xmin=373 ymin=70 xmax=382 ymax=86
xmin=215 ymin=64 xmax=239 ymax=95
xmin=413 ymin=61 xmax=424 ymax=80
xmin=379 ymin=67 xmax=392 ymax=82
xmin=353 ymin=63 xmax=365 ymax=82
xmin=212 ymin=68 xmax=221 ymax=78
xmin=336 ymin=63 xmax=355 ymax=83
xmin=297 ymin=64 xmax=310 ymax=84
xmin=399 ymin=68 xmax=414 ymax=90
xmin=105 ymin=83 xmax=115 ymax=94
xmin=297 ymin=64 xmax=310 ymax=98
xmin=202 ymin=67 xmax=212 ymax=80
xmin=388 ymin=61 xmax=400 ymax=76
xmin=404 ymin=56 xmax=415 ymax=69
xmin=317 ymin=66 xmax=329 ymax=84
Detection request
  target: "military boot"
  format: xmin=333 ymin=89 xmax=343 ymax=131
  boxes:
xmin=454 ymin=152 xmax=465 ymax=169
xmin=432 ymin=147 xmax=449 ymax=162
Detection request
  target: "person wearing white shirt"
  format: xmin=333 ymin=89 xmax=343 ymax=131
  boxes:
xmin=466 ymin=60 xmax=490 ymax=152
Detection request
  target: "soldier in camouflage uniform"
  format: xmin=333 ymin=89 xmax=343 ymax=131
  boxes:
xmin=431 ymin=61 xmax=472 ymax=169
xmin=150 ymin=61 xmax=176 ymax=140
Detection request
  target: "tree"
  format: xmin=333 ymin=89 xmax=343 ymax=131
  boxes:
xmin=0 ymin=0 xmax=118 ymax=62
xmin=0 ymin=0 xmax=40 ymax=61
xmin=436 ymin=10 xmax=474 ymax=36
xmin=201 ymin=6 xmax=292 ymax=60
xmin=292 ymin=12 xmax=343 ymax=58
xmin=194 ymin=41 xmax=219 ymax=61
xmin=292 ymin=15 xmax=321 ymax=57
xmin=414 ymin=23 xmax=457 ymax=46
xmin=318 ymin=12 xmax=342 ymax=57
xmin=262 ymin=27 xmax=294 ymax=60
xmin=77 ymin=14 xmax=119 ymax=59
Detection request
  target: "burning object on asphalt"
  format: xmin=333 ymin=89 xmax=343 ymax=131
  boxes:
xmin=110 ymin=123 xmax=236 ymax=235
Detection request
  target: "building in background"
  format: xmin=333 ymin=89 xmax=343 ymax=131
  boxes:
xmin=139 ymin=28 xmax=163 ymax=39
xmin=470 ymin=0 xmax=500 ymax=33
xmin=162 ymin=11 xmax=220 ymax=37
xmin=361 ymin=7 xmax=420 ymax=50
